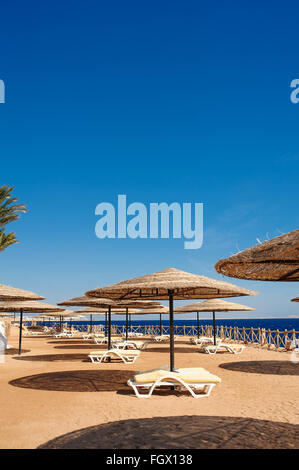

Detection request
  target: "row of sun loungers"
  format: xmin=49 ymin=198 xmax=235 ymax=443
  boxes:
xmin=49 ymin=331 xmax=246 ymax=399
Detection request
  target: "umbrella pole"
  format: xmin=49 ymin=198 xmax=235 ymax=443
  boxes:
xmin=18 ymin=308 xmax=23 ymax=355
xmin=108 ymin=306 xmax=111 ymax=350
xmin=213 ymin=311 xmax=216 ymax=346
xmin=160 ymin=313 xmax=162 ymax=335
xmin=90 ymin=314 xmax=93 ymax=334
xmin=126 ymin=308 xmax=128 ymax=341
xmin=168 ymin=289 xmax=175 ymax=372
xmin=105 ymin=312 xmax=107 ymax=337
xmin=197 ymin=311 xmax=200 ymax=338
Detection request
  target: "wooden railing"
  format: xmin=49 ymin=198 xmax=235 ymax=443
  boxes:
xmin=29 ymin=321 xmax=299 ymax=350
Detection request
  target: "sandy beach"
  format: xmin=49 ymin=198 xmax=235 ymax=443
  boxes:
xmin=0 ymin=326 xmax=298 ymax=449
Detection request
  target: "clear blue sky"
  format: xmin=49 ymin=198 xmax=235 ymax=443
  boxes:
xmin=1 ymin=1 xmax=299 ymax=319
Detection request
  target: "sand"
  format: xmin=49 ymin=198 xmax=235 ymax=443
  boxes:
xmin=0 ymin=326 xmax=298 ymax=449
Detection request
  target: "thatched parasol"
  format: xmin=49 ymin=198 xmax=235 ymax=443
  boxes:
xmin=215 ymin=230 xmax=299 ymax=281
xmin=0 ymin=301 xmax=65 ymax=354
xmin=73 ymin=306 xmax=142 ymax=339
xmin=175 ymin=299 xmax=255 ymax=344
xmin=59 ymin=296 xmax=161 ymax=346
xmin=86 ymin=268 xmax=257 ymax=300
xmin=0 ymin=283 xmax=44 ymax=301
xmin=291 ymin=297 xmax=299 ymax=302
xmin=85 ymin=268 xmax=257 ymax=370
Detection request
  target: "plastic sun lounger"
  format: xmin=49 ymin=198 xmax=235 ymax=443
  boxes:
xmin=201 ymin=342 xmax=245 ymax=354
xmin=88 ymin=348 xmax=141 ymax=364
xmin=190 ymin=336 xmax=221 ymax=346
xmin=112 ymin=340 xmax=150 ymax=350
xmin=93 ymin=336 xmax=123 ymax=345
xmin=128 ymin=367 xmax=221 ymax=398
xmin=153 ymin=335 xmax=178 ymax=342
xmin=126 ymin=332 xmax=144 ymax=337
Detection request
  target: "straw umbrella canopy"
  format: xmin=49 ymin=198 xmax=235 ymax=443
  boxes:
xmin=215 ymin=230 xmax=299 ymax=282
xmin=175 ymin=299 xmax=255 ymax=345
xmin=59 ymin=296 xmax=160 ymax=347
xmin=73 ymin=306 xmax=144 ymax=339
xmin=0 ymin=283 xmax=44 ymax=301
xmin=125 ymin=305 xmax=169 ymax=335
xmin=85 ymin=268 xmax=257 ymax=370
xmin=0 ymin=301 xmax=65 ymax=354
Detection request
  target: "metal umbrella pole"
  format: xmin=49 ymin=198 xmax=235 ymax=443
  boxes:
xmin=90 ymin=314 xmax=93 ymax=334
xmin=108 ymin=306 xmax=111 ymax=350
xmin=213 ymin=311 xmax=216 ymax=346
xmin=18 ymin=308 xmax=24 ymax=355
xmin=125 ymin=308 xmax=129 ymax=341
xmin=168 ymin=289 xmax=174 ymax=372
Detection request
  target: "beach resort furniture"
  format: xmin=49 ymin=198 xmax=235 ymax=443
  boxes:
xmin=93 ymin=335 xmax=123 ymax=345
xmin=190 ymin=336 xmax=221 ymax=346
xmin=127 ymin=367 xmax=221 ymax=398
xmin=127 ymin=332 xmax=144 ymax=338
xmin=88 ymin=348 xmax=141 ymax=364
xmin=112 ymin=340 xmax=150 ymax=350
xmin=153 ymin=334 xmax=178 ymax=342
xmin=200 ymin=342 xmax=245 ymax=354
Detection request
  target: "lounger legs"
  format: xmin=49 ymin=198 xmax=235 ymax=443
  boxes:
xmin=128 ymin=378 xmax=217 ymax=399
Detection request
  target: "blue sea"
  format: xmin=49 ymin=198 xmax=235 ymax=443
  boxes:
xmin=37 ymin=318 xmax=299 ymax=333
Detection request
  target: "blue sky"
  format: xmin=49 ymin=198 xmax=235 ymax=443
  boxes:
xmin=1 ymin=1 xmax=299 ymax=319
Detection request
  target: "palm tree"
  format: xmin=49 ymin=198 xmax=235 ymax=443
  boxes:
xmin=0 ymin=186 xmax=27 ymax=252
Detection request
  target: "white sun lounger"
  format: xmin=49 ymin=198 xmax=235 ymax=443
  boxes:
xmin=190 ymin=336 xmax=221 ymax=346
xmin=153 ymin=334 xmax=178 ymax=342
xmin=112 ymin=340 xmax=150 ymax=350
xmin=126 ymin=332 xmax=144 ymax=338
xmin=201 ymin=342 xmax=245 ymax=354
xmin=93 ymin=336 xmax=123 ymax=345
xmin=88 ymin=348 xmax=141 ymax=364
xmin=128 ymin=367 xmax=221 ymax=398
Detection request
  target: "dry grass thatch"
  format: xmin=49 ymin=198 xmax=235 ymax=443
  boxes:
xmin=58 ymin=296 xmax=160 ymax=309
xmin=175 ymin=298 xmax=255 ymax=313
xmin=0 ymin=283 xmax=44 ymax=301
xmin=0 ymin=301 xmax=66 ymax=313
xmin=215 ymin=230 xmax=299 ymax=281
xmin=34 ymin=310 xmax=76 ymax=317
xmin=73 ymin=307 xmax=143 ymax=315
xmin=85 ymin=268 xmax=257 ymax=300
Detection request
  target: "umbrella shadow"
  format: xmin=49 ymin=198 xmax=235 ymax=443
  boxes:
xmin=37 ymin=415 xmax=299 ymax=449
xmin=47 ymin=340 xmax=92 ymax=345
xmin=219 ymin=360 xmax=299 ymax=376
xmin=4 ymin=348 xmax=30 ymax=355
xmin=13 ymin=353 xmax=89 ymax=363
xmin=144 ymin=347 xmax=195 ymax=354
xmin=54 ymin=345 xmax=101 ymax=350
xmin=9 ymin=369 xmax=134 ymax=392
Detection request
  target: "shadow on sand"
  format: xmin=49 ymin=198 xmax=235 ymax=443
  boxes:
xmin=219 ymin=360 xmax=299 ymax=376
xmin=5 ymin=348 xmax=30 ymax=355
xmin=9 ymin=369 xmax=134 ymax=392
xmin=143 ymin=347 xmax=195 ymax=354
xmin=37 ymin=415 xmax=299 ymax=449
xmin=53 ymin=345 xmax=103 ymax=350
xmin=13 ymin=353 xmax=89 ymax=363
